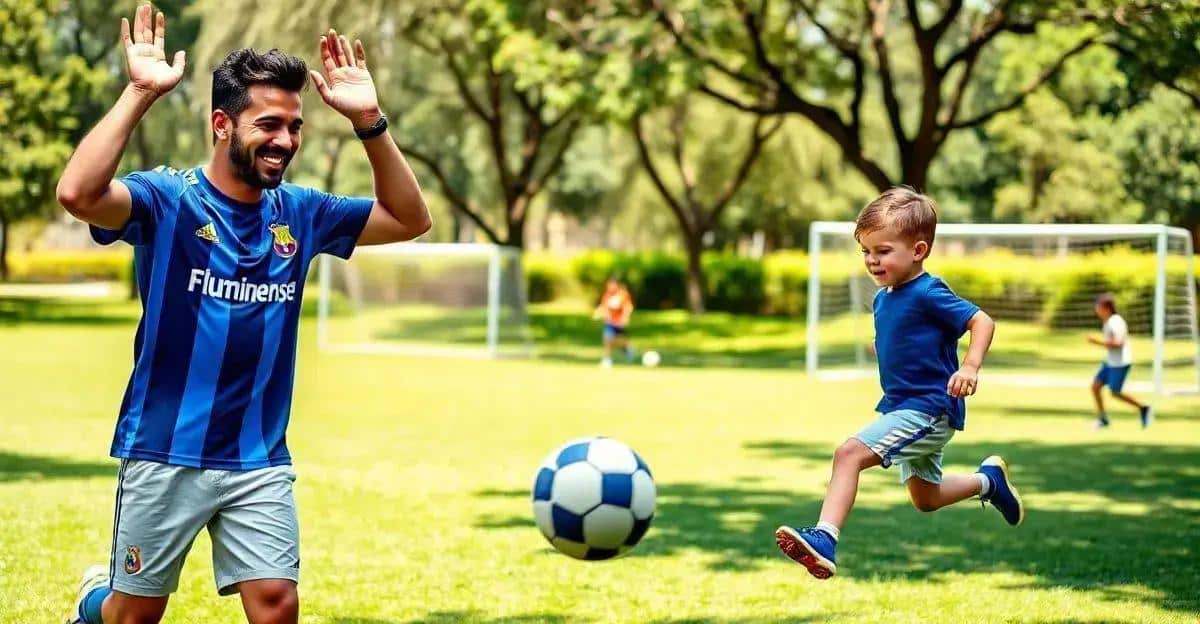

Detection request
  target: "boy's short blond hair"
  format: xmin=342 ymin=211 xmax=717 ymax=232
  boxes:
xmin=854 ymin=187 xmax=939 ymax=249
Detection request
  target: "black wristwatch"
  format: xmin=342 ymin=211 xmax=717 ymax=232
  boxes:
xmin=354 ymin=114 xmax=389 ymax=140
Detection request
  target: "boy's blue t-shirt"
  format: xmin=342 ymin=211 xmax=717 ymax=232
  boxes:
xmin=90 ymin=165 xmax=373 ymax=469
xmin=873 ymin=272 xmax=980 ymax=430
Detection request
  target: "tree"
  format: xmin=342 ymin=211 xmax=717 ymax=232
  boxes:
xmin=1101 ymin=1 xmax=1200 ymax=109
xmin=634 ymin=0 xmax=1192 ymax=193
xmin=987 ymin=93 xmax=1140 ymax=223
xmin=0 ymin=0 xmax=106 ymax=280
xmin=1118 ymin=88 xmax=1200 ymax=242
xmin=717 ymin=121 xmax=879 ymax=250
xmin=193 ymin=0 xmax=599 ymax=248
xmin=631 ymin=97 xmax=781 ymax=312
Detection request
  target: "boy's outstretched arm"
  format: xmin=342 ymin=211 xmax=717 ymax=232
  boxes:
xmin=949 ymin=310 xmax=995 ymax=398
xmin=1087 ymin=334 xmax=1123 ymax=348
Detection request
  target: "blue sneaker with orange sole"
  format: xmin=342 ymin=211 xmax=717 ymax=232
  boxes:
xmin=978 ymin=455 xmax=1025 ymax=526
xmin=774 ymin=525 xmax=837 ymax=579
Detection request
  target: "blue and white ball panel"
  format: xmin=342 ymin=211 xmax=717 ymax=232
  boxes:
xmin=583 ymin=504 xmax=635 ymax=549
xmin=630 ymin=470 xmax=655 ymax=520
xmin=551 ymin=536 xmax=589 ymax=560
xmin=531 ymin=436 xmax=657 ymax=560
xmin=586 ymin=438 xmax=639 ymax=473
xmin=550 ymin=462 xmax=603 ymax=514
xmin=634 ymin=451 xmax=653 ymax=478
xmin=555 ymin=441 xmax=592 ymax=468
xmin=532 ymin=500 xmax=554 ymax=540
xmin=601 ymin=473 xmax=633 ymax=507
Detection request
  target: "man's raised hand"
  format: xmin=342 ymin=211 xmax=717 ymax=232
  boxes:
xmin=309 ymin=29 xmax=382 ymax=129
xmin=121 ymin=4 xmax=186 ymax=96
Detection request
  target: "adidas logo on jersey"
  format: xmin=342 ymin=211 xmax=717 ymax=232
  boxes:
xmin=195 ymin=222 xmax=220 ymax=243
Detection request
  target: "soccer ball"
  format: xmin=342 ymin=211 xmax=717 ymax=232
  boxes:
xmin=531 ymin=437 xmax=656 ymax=560
xmin=641 ymin=350 xmax=661 ymax=367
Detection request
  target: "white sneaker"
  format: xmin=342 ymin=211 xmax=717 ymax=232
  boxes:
xmin=599 ymin=358 xmax=613 ymax=369
xmin=65 ymin=564 xmax=109 ymax=624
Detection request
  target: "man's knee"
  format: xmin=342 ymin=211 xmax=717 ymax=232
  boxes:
xmin=241 ymin=580 xmax=299 ymax=624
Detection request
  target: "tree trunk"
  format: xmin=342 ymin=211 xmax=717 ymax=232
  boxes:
xmin=0 ymin=214 xmax=8 ymax=282
xmin=451 ymin=210 xmax=464 ymax=243
xmin=505 ymin=195 xmax=530 ymax=248
xmin=900 ymin=145 xmax=934 ymax=191
xmin=323 ymin=138 xmax=345 ymax=193
xmin=506 ymin=218 xmax=525 ymax=248
xmin=683 ymin=232 xmax=705 ymax=315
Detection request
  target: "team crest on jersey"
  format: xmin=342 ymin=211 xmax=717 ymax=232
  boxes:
xmin=195 ymin=221 xmax=220 ymax=244
xmin=268 ymin=223 xmax=298 ymax=258
xmin=124 ymin=545 xmax=142 ymax=575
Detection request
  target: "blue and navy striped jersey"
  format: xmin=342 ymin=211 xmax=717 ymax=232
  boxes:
xmin=91 ymin=166 xmax=373 ymax=469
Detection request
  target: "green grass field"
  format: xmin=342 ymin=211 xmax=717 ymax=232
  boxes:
xmin=1 ymin=298 xmax=1198 ymax=623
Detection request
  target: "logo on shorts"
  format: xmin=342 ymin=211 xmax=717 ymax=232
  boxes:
xmin=124 ymin=545 xmax=142 ymax=575
xmin=268 ymin=223 xmax=298 ymax=259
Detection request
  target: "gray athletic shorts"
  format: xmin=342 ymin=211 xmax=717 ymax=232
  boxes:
xmin=854 ymin=409 xmax=955 ymax=484
xmin=109 ymin=459 xmax=300 ymax=597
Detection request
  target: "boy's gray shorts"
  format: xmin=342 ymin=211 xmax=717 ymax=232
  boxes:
xmin=109 ymin=459 xmax=300 ymax=597
xmin=854 ymin=409 xmax=955 ymax=484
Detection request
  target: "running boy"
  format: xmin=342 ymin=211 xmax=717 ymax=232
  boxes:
xmin=775 ymin=187 xmax=1023 ymax=579
xmin=595 ymin=277 xmax=635 ymax=368
xmin=1089 ymin=293 xmax=1152 ymax=429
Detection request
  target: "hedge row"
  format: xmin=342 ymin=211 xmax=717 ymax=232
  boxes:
xmin=8 ymin=251 xmax=133 ymax=283
xmin=525 ymin=247 xmax=1195 ymax=325
xmin=7 ymin=248 xmax=1191 ymax=327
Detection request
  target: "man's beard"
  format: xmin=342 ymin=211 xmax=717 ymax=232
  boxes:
xmin=229 ymin=131 xmax=292 ymax=190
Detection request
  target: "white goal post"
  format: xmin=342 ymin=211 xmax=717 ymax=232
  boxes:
xmin=806 ymin=222 xmax=1200 ymax=395
xmin=317 ymin=243 xmax=534 ymax=358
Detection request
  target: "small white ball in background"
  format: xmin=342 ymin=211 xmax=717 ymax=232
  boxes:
xmin=641 ymin=351 xmax=661 ymax=367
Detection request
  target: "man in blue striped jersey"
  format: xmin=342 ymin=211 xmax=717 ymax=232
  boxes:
xmin=56 ymin=5 xmax=430 ymax=623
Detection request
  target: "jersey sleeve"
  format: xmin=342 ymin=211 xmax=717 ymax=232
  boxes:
xmin=308 ymin=189 xmax=375 ymax=259
xmin=1106 ymin=316 xmax=1128 ymax=344
xmin=90 ymin=167 xmax=183 ymax=246
xmin=923 ymin=278 xmax=980 ymax=336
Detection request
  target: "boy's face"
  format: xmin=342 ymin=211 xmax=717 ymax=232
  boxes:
xmin=858 ymin=225 xmax=929 ymax=287
xmin=1094 ymin=303 xmax=1111 ymax=319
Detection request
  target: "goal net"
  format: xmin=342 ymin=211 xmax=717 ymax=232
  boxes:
xmin=317 ymin=243 xmax=534 ymax=358
xmin=807 ymin=223 xmax=1200 ymax=395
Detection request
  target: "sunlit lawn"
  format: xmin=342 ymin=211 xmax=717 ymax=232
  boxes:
xmin=1 ymin=297 xmax=1197 ymax=623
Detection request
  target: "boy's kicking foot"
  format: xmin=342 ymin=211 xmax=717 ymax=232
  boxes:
xmin=775 ymin=525 xmax=837 ymax=579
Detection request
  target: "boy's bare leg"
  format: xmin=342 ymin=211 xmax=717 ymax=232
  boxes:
xmin=906 ymin=475 xmax=983 ymax=512
xmin=1091 ymin=380 xmax=1106 ymax=415
xmin=817 ymin=438 xmax=883 ymax=528
xmin=1111 ymin=390 xmax=1144 ymax=410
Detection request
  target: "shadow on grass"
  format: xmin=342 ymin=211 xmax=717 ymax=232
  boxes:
xmin=1003 ymin=404 xmax=1198 ymax=423
xmin=477 ymin=439 xmax=1199 ymax=615
xmin=0 ymin=298 xmax=137 ymax=326
xmin=334 ymin=614 xmax=832 ymax=624
xmin=0 ymin=451 xmax=116 ymax=482
xmin=333 ymin=614 xmax=575 ymax=624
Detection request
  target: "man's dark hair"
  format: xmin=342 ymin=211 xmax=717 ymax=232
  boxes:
xmin=1096 ymin=293 xmax=1117 ymax=313
xmin=211 ymin=48 xmax=308 ymax=142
